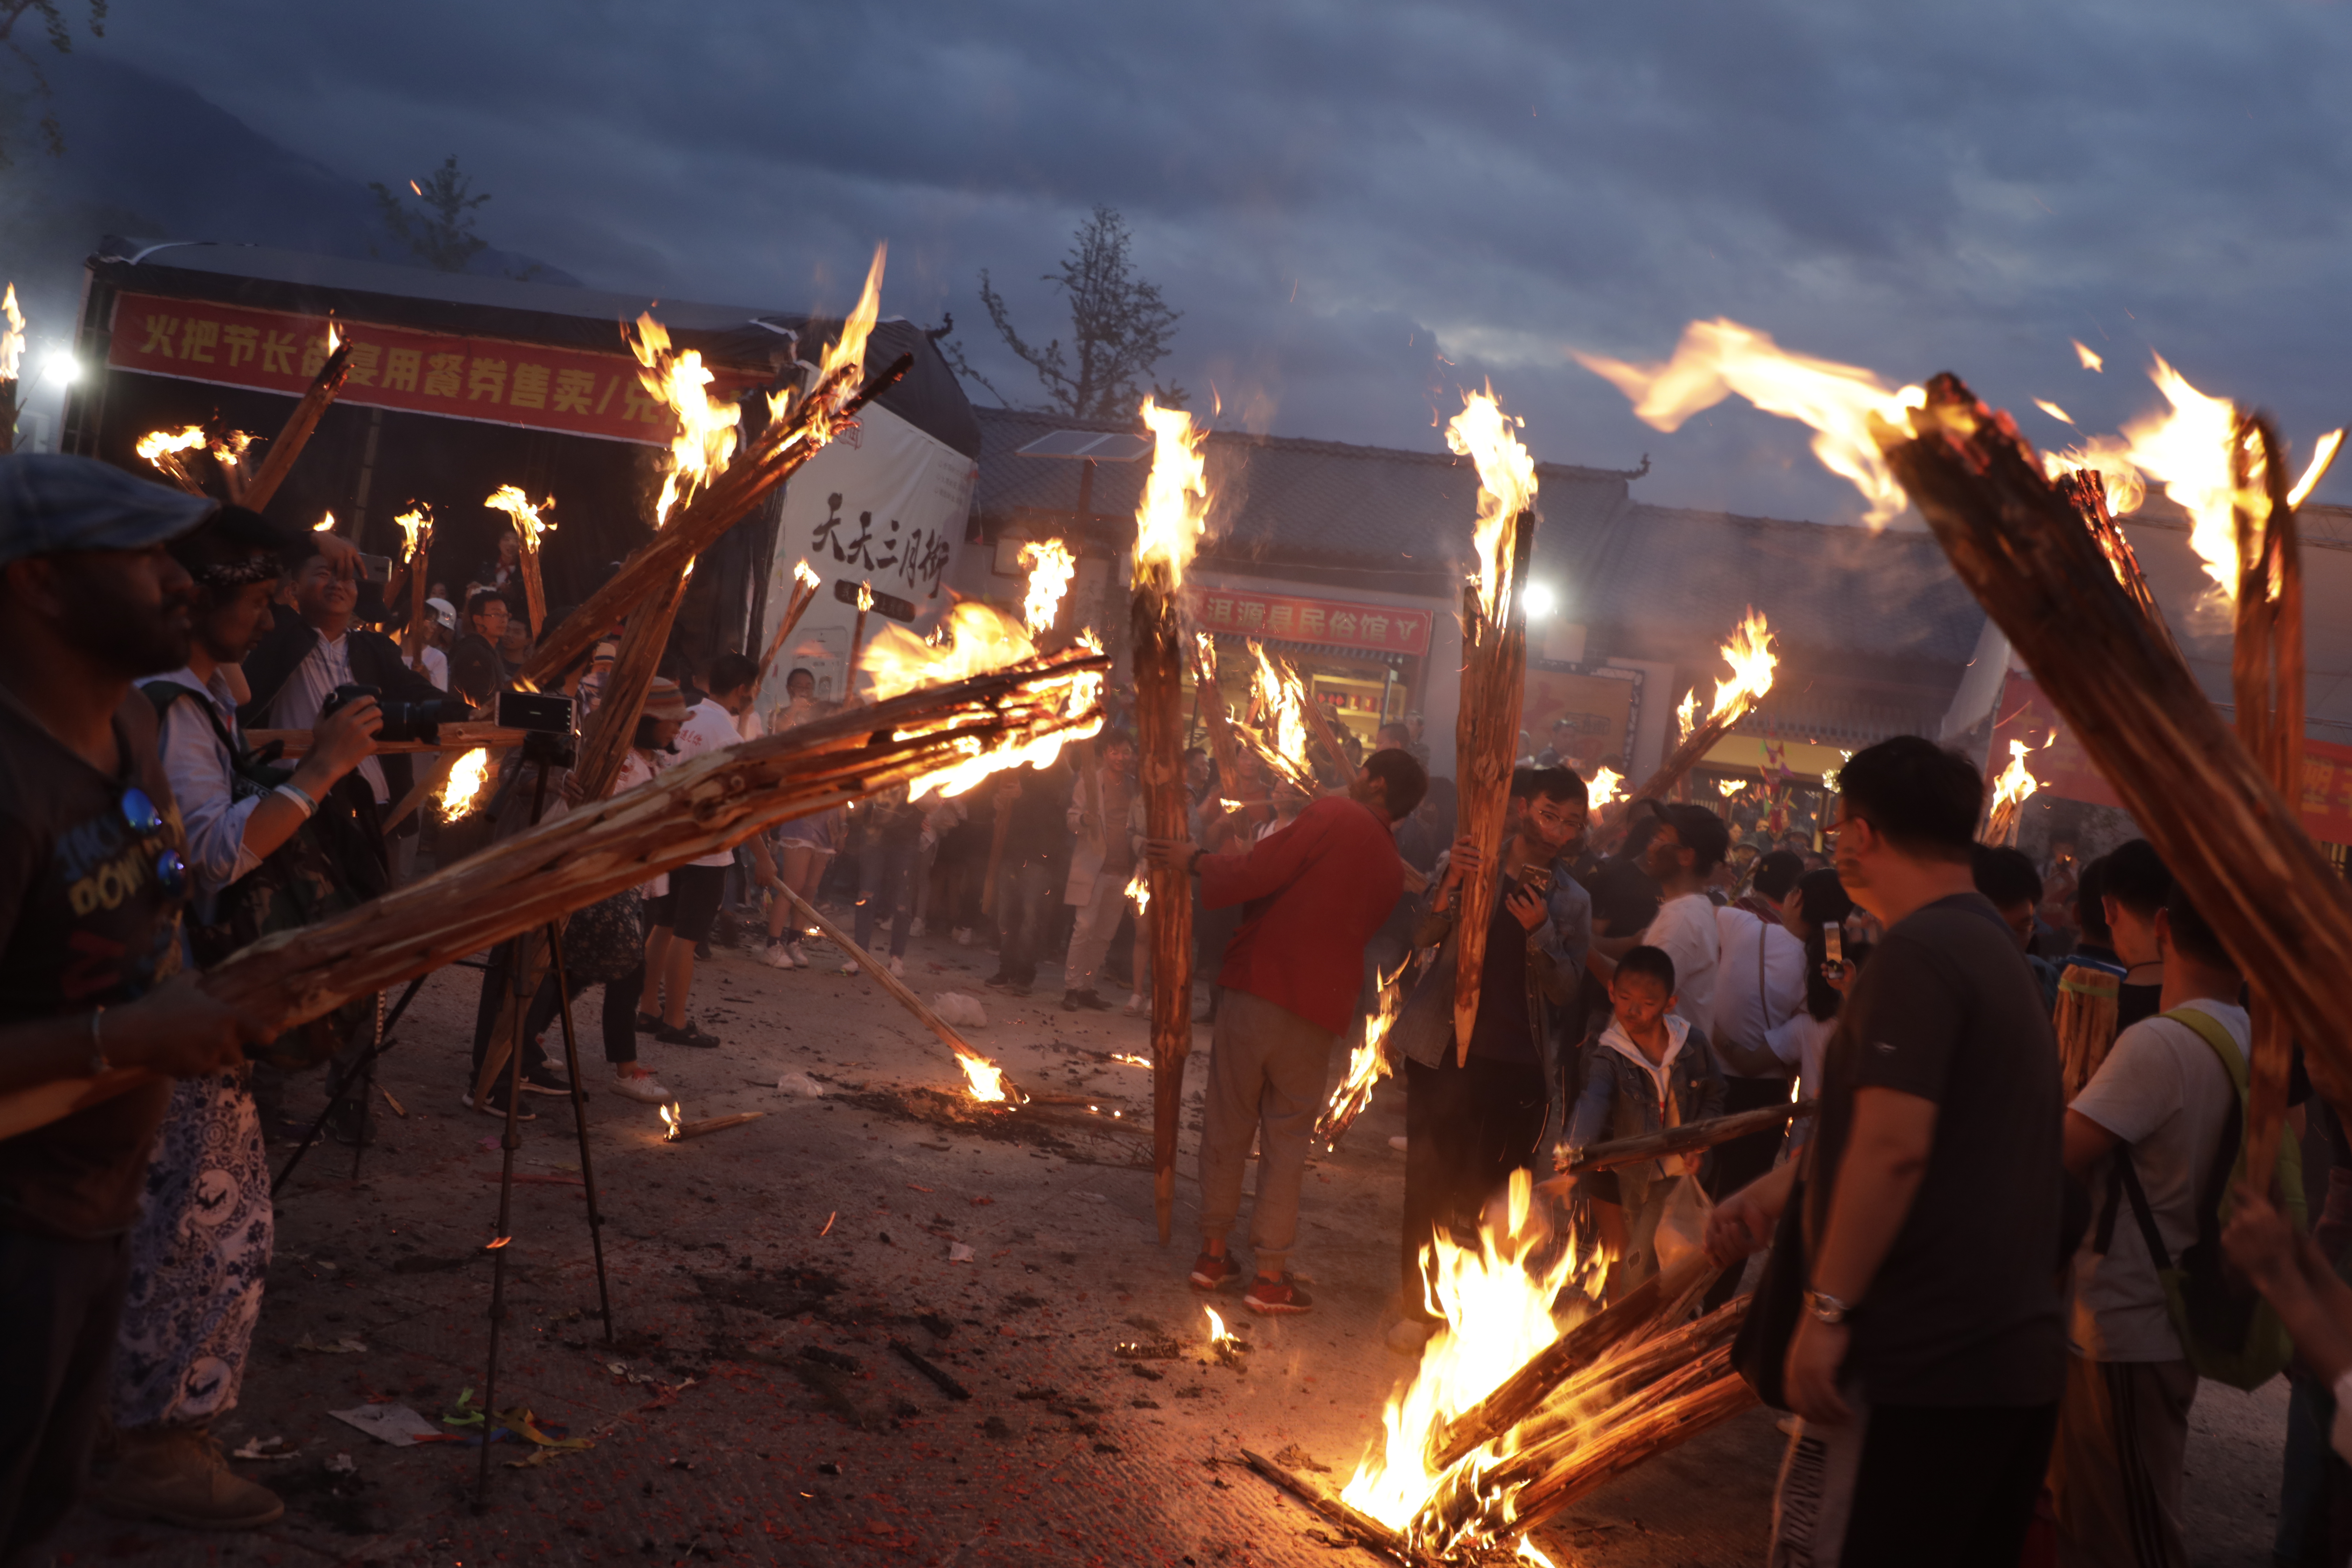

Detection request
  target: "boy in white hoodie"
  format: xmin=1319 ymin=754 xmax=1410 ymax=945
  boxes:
xmin=1547 ymin=945 xmax=1725 ymax=1296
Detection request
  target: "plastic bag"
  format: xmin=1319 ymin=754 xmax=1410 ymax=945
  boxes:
xmin=1652 ymin=1174 xmax=1716 ymax=1275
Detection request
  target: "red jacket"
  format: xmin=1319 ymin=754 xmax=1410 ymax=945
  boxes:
xmin=1199 ymin=796 xmax=1402 ymax=1035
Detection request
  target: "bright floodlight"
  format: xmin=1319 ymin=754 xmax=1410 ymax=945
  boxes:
xmin=42 ymin=349 xmax=77 ymax=385
xmin=1521 ymin=581 xmax=1557 ymax=620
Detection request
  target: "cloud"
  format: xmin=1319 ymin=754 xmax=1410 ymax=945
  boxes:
xmin=28 ymin=0 xmax=2352 ymax=521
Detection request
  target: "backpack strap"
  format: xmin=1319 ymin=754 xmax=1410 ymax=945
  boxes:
xmin=2092 ymin=1006 xmax=2249 ymax=1268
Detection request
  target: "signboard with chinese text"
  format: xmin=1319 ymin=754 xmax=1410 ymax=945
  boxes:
xmin=1186 ymin=584 xmax=1432 ymax=657
xmin=1993 ymin=670 xmax=2352 ymax=844
xmin=105 ymin=290 xmax=766 ymax=447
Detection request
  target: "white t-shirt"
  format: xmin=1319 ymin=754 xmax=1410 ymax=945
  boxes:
xmin=1766 ymin=1010 xmax=1836 ymax=1145
xmin=1712 ymin=907 xmax=1806 ymax=1072
xmin=670 ymin=698 xmax=743 ymax=868
xmin=2068 ymin=998 xmax=2248 ymax=1362
xmin=1642 ymin=892 xmax=1720 ymax=1031
xmin=415 ymin=646 xmax=450 ymax=693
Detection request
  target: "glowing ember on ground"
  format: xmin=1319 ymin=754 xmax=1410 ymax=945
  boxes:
xmin=1204 ymin=1306 xmax=1240 ymax=1349
xmin=1339 ymin=1169 xmax=1601 ymax=1554
xmin=485 ymin=485 xmax=556 ymax=550
xmin=1110 ymin=1053 xmax=1152 ymax=1068
xmin=1446 ymin=388 xmax=1537 ymax=621
xmin=1018 ymin=539 xmax=1077 ymax=635
xmin=660 ymin=1102 xmax=682 ymax=1141
xmin=955 ymin=1051 xmax=1013 ymax=1103
xmin=438 ymin=749 xmax=492 ymax=820
xmin=1576 ymin=320 xmax=1926 ymax=530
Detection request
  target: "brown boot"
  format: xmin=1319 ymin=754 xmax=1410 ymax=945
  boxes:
xmin=90 ymin=1424 xmax=285 ymax=1530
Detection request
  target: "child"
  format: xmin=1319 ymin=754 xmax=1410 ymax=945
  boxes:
xmin=1546 ymin=945 xmax=1725 ymax=1295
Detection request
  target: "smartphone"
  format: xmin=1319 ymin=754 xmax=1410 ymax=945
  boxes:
xmin=358 ymin=552 xmax=393 ymax=582
xmin=1823 ymin=921 xmax=1844 ymax=966
xmin=1517 ymin=863 xmax=1554 ymax=896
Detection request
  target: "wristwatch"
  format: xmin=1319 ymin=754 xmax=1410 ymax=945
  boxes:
xmin=1803 ymin=1288 xmax=1853 ymax=1325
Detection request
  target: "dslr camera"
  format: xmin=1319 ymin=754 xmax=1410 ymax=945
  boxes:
xmin=319 ymin=682 xmax=460 ymax=746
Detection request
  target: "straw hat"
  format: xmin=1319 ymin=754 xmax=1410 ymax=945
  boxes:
xmin=642 ymin=677 xmax=688 ymax=724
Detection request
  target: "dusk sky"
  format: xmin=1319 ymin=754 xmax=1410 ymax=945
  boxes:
xmin=39 ymin=0 xmax=2352 ymax=522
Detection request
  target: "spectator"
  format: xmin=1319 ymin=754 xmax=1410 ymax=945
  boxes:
xmin=2101 ymin=838 xmax=2171 ymax=1032
xmin=1591 ymin=803 xmax=1730 ymax=1031
xmin=1376 ymin=720 xmax=1411 ymax=754
xmin=1146 ymin=748 xmax=1426 ymax=1316
xmin=2052 ymin=877 xmax=2260 ymax=1566
xmin=471 ymin=528 xmax=527 ymax=616
xmin=1700 ymin=846 xmax=1808 ymax=1310
xmin=1401 ymin=711 xmax=1431 ymax=770
xmin=643 ymin=652 xmax=770 ymax=1046
xmin=448 ymin=590 xmax=511 ymax=710
xmin=1535 ymin=716 xmax=1579 ymax=768
xmin=1707 ymin=735 xmax=2066 ymax=1567
xmin=2053 ymin=854 xmax=2130 ymax=1099
xmin=0 ymin=457 xmax=271 ymax=1561
xmin=840 ymin=784 xmax=925 ymax=978
xmin=94 ymin=506 xmax=382 ymax=1530
xmin=1392 ymin=766 xmax=1591 ymax=1347
xmin=1579 ymin=802 xmax=1665 ymax=941
xmin=575 ymin=639 xmax=617 ymax=718
xmin=1060 ymin=733 xmax=1141 ymax=1013
xmin=496 ymin=611 xmax=534 ymax=680
xmin=1764 ymin=866 xmax=1858 ymax=1149
xmin=983 ymin=762 xmax=1074 ymax=995
xmin=1551 ymin=944 xmax=1725 ymax=1296
xmin=412 ymin=596 xmax=455 ymax=692
xmin=1183 ymin=745 xmax=1211 ymax=807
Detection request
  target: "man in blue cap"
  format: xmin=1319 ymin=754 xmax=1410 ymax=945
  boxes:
xmin=0 ymin=455 xmax=274 ymax=1563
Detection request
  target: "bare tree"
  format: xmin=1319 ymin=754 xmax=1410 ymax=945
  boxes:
xmin=0 ymin=0 xmax=106 ymax=168
xmin=946 ymin=205 xmax=1184 ymax=417
xmin=369 ymin=155 xmax=491 ymax=274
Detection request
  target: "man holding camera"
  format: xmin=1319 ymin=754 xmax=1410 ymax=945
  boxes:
xmin=0 ymin=457 xmax=275 ymax=1562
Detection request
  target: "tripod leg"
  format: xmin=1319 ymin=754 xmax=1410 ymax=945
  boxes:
xmin=543 ymin=919 xmax=616 ymax=1343
xmin=349 ymin=989 xmax=383 ymax=1182
xmin=270 ymin=972 xmax=427 ymax=1200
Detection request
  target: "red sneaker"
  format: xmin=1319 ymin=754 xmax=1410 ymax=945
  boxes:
xmin=1244 ymin=1274 xmax=1314 ymax=1315
xmin=1189 ymin=1252 xmax=1241 ymax=1291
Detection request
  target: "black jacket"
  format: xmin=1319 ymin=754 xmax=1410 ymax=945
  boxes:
xmin=237 ymin=617 xmax=449 ymax=832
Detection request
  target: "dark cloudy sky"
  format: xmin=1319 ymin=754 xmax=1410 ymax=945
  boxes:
xmin=63 ymin=0 xmax=2352 ymax=520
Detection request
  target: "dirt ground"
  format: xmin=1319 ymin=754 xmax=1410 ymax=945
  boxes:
xmin=42 ymin=912 xmax=2292 ymax=1568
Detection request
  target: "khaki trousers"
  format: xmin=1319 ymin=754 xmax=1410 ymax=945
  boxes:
xmin=1195 ymin=989 xmax=1334 ymax=1276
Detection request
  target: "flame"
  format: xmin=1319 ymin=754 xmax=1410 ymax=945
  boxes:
xmin=2041 ymin=434 xmax=2147 ymax=517
xmin=1110 ymin=1052 xmax=1152 ymax=1068
xmin=1576 ymin=320 xmax=1926 ymax=529
xmin=438 ymin=748 xmax=492 ymax=821
xmin=2034 ymin=399 xmax=2074 ymax=426
xmin=1516 ymin=1540 xmax=1560 ymax=1568
xmin=955 ymin=1050 xmax=1013 ymax=1103
xmin=1675 ymin=690 xmax=1698 ymax=744
xmin=1125 ymin=864 xmax=1150 ymax=913
xmin=816 ymin=244 xmax=886 ymax=391
xmin=1339 ymin=1168 xmax=1603 ymax=1549
xmin=1445 ymin=388 xmax=1538 ymax=621
xmin=393 ymin=505 xmax=433 ymax=564
xmin=1018 ymin=539 xmax=1077 ymax=636
xmin=1204 ymin=1306 xmax=1236 ymax=1346
xmin=1990 ymin=737 xmax=2045 ymax=819
xmin=484 ymin=484 xmax=556 ymax=551
xmin=1246 ymin=640 xmax=1314 ymax=789
xmin=1717 ymin=777 xmax=1744 ymax=798
xmin=2110 ymin=356 xmax=2261 ymax=598
xmin=136 ymin=424 xmax=208 ymax=478
xmin=1588 ymin=766 xmax=1624 ymax=807
xmin=1134 ymin=398 xmax=1209 ymax=587
xmin=1320 ymin=960 xmax=1407 ymax=1149
xmin=2074 ymin=340 xmax=2104 ymax=373
xmin=856 ymin=580 xmax=874 ymax=614
xmin=2290 ymin=430 xmax=2346 ymax=510
xmin=0 ymin=284 xmax=22 ymax=382
xmin=1706 ymin=608 xmax=1777 ymax=725
xmin=210 ymin=429 xmax=253 ymax=468
xmin=858 ymin=602 xmax=1104 ymax=797
xmin=324 ymin=320 xmax=341 ymax=357
xmin=794 ymin=559 xmax=822 ymax=594
xmin=660 ymin=1102 xmax=682 ymax=1141
xmin=627 ymin=312 xmax=742 ymax=527
xmin=313 ymin=512 xmax=337 ymax=533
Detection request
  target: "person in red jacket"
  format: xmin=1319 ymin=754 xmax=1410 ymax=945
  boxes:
xmin=1147 ymin=747 xmax=1428 ymax=1314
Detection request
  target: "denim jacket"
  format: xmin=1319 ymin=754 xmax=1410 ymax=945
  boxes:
xmin=1388 ymin=851 xmax=1593 ymax=1154
xmin=1566 ymin=1015 xmax=1727 ymax=1212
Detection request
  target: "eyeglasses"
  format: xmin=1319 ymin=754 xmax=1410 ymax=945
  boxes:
xmin=119 ymin=786 xmax=188 ymax=901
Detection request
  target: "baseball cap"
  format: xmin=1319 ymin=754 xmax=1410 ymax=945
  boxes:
xmin=425 ymin=596 xmax=457 ymax=632
xmin=592 ymin=639 xmax=618 ymax=667
xmin=643 ymin=677 xmax=688 ymax=723
xmin=0 ymin=455 xmax=217 ymax=569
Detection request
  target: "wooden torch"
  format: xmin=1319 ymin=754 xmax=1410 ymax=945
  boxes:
xmin=1133 ymin=399 xmax=1211 ymax=1242
xmin=1445 ymin=393 xmax=1540 ymax=1066
xmin=243 ymin=323 xmax=353 ymax=512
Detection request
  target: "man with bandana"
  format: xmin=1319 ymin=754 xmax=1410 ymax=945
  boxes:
xmin=89 ymin=504 xmax=382 ymax=1530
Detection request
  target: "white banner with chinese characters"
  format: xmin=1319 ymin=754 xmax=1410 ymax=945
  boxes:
xmin=1187 ymin=583 xmax=1433 ymax=657
xmin=753 ymin=403 xmax=978 ymax=719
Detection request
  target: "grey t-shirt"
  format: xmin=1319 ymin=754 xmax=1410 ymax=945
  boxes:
xmin=1807 ymin=892 xmax=2067 ymax=1407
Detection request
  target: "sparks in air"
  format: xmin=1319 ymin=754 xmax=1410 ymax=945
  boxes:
xmin=438 ymin=749 xmax=492 ymax=820
xmin=627 ymin=312 xmax=740 ymax=527
xmin=2035 ymin=400 xmax=2074 ymax=426
xmin=484 ymin=484 xmax=555 ymax=548
xmin=1445 ymin=388 xmax=1537 ymax=621
xmin=2074 ymin=340 xmax=2104 ymax=373
xmin=1018 ymin=539 xmax=1077 ymax=636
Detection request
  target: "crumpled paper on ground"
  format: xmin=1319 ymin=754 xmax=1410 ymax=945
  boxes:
xmin=328 ymin=1404 xmax=447 ymax=1447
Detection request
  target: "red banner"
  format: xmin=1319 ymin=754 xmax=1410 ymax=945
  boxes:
xmin=1993 ymin=671 xmax=2352 ymax=845
xmin=106 ymin=290 xmax=766 ymax=447
xmin=1188 ymin=584 xmax=1432 ymax=657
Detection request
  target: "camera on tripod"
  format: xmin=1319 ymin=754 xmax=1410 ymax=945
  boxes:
xmin=320 ymin=682 xmax=461 ymax=746
xmin=497 ymin=690 xmax=578 ymax=770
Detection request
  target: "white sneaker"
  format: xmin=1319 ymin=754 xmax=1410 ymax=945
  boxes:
xmin=839 ymin=959 xmax=861 ymax=976
xmin=888 ymin=956 xmax=905 ymax=978
xmin=909 ymin=918 xmax=927 ymax=938
xmin=786 ymin=942 xmax=810 ymax=967
xmin=1124 ymin=992 xmax=1146 ymax=1015
xmin=762 ymin=942 xmax=796 ymax=969
xmin=610 ymin=1068 xmax=672 ymax=1104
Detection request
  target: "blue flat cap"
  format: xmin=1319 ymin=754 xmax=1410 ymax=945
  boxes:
xmin=0 ymin=454 xmax=217 ymax=569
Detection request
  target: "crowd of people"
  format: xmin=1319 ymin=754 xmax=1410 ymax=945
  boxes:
xmin=12 ymin=450 xmax=2352 ymax=1567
